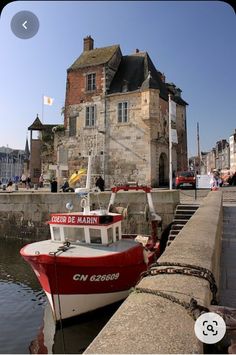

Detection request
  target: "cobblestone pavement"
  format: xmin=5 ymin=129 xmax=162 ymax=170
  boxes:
xmin=220 ymin=204 xmax=236 ymax=308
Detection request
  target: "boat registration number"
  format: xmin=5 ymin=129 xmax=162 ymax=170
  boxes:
xmin=73 ymin=273 xmax=120 ymax=282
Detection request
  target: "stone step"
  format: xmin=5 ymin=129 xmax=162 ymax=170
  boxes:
xmin=175 ymin=214 xmax=194 ymax=219
xmin=175 ymin=209 xmax=196 ymax=214
xmin=173 ymin=219 xmax=188 ymax=224
xmin=168 ymin=234 xmax=177 ymax=241
xmin=171 ymin=224 xmax=185 ymax=231
xmin=169 ymin=230 xmax=179 ymax=235
xmin=174 ymin=215 xmax=192 ymax=220
xmin=176 ymin=205 xmax=199 ymax=211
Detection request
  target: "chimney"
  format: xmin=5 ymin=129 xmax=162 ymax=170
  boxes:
xmin=83 ymin=36 xmax=94 ymax=51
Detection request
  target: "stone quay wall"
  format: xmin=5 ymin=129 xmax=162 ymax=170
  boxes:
xmin=85 ymin=191 xmax=223 ymax=354
xmin=0 ymin=190 xmax=179 ymax=240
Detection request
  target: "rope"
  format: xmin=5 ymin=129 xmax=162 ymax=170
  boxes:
xmin=134 ymin=287 xmax=209 ymax=320
xmin=134 ymin=261 xmax=218 ymax=320
xmin=51 ymin=253 xmax=66 ymax=354
xmin=140 ymin=261 xmax=218 ymax=305
xmin=48 ymin=242 xmax=71 ymax=354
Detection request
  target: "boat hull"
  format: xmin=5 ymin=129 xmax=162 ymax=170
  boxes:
xmin=46 ymin=290 xmax=130 ymax=321
xmin=21 ymin=240 xmax=148 ymax=321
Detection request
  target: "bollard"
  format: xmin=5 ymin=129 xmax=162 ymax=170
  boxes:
xmin=2 ymin=184 xmax=6 ymax=191
xmin=34 ymin=184 xmax=38 ymax=190
xmin=14 ymin=184 xmax=18 ymax=191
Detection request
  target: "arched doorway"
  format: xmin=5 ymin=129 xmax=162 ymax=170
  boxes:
xmin=159 ymin=152 xmax=168 ymax=187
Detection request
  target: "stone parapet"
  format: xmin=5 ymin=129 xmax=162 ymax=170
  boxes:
xmin=85 ymin=191 xmax=223 ymax=354
xmin=0 ymin=190 xmax=179 ymax=240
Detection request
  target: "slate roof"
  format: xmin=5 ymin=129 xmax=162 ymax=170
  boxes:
xmin=28 ymin=115 xmax=44 ymax=130
xmin=108 ymin=52 xmax=169 ymax=100
xmin=68 ymin=45 xmax=120 ymax=71
xmin=166 ymin=83 xmax=188 ymax=106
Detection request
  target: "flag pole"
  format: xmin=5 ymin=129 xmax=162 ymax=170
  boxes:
xmin=42 ymin=95 xmax=44 ymax=123
xmin=168 ymin=94 xmax=172 ymax=190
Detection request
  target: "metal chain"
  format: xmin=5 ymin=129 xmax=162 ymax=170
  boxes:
xmin=134 ymin=287 xmax=209 ymax=320
xmin=140 ymin=261 xmax=218 ymax=305
xmin=49 ymin=241 xmax=71 ymax=256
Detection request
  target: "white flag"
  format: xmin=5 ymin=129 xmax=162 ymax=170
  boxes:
xmin=170 ymin=99 xmax=176 ymax=123
xmin=43 ymin=96 xmax=54 ymax=106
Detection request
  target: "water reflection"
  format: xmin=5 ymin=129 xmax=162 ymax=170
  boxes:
xmin=30 ymin=301 xmax=122 ymax=354
xmin=0 ymin=237 xmax=46 ymax=354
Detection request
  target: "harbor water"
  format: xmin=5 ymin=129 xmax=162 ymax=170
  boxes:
xmin=0 ymin=237 xmax=120 ymax=354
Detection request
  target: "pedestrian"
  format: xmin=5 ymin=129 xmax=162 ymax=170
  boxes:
xmin=21 ymin=173 xmax=26 ymax=187
xmin=61 ymin=178 xmax=70 ymax=192
xmin=231 ymin=172 xmax=236 ymax=186
xmin=26 ymin=175 xmax=31 ymax=189
xmin=172 ymin=170 xmax=176 ymax=189
xmin=6 ymin=179 xmax=13 ymax=192
xmin=39 ymin=174 xmax=44 ymax=188
xmin=50 ymin=178 xmax=58 ymax=193
xmin=95 ymin=176 xmax=105 ymax=191
xmin=210 ymin=170 xmax=221 ymax=191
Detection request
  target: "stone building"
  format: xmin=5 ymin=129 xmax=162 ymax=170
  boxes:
xmin=61 ymin=36 xmax=188 ymax=187
xmin=215 ymin=139 xmax=230 ymax=171
xmin=28 ymin=115 xmax=60 ymax=184
xmin=229 ymin=129 xmax=236 ymax=172
xmin=0 ymin=146 xmax=26 ymax=183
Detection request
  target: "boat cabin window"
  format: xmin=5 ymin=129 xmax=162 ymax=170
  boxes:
xmin=52 ymin=227 xmax=61 ymax=241
xmin=89 ymin=228 xmax=102 ymax=244
xmin=115 ymin=226 xmax=119 ymax=241
xmin=107 ymin=227 xmax=113 ymax=244
xmin=64 ymin=227 xmax=85 ymax=244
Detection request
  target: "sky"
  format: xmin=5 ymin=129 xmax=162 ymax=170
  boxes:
xmin=0 ymin=1 xmax=235 ymax=157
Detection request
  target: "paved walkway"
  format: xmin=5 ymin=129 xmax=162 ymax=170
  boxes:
xmin=220 ymin=204 xmax=236 ymax=307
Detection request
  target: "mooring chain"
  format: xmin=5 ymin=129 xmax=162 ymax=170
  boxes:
xmin=140 ymin=261 xmax=218 ymax=305
xmin=49 ymin=241 xmax=71 ymax=256
xmin=134 ymin=261 xmax=218 ymax=320
xmin=134 ymin=287 xmax=209 ymax=320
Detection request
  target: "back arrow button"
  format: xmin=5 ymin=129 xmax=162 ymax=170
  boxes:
xmin=11 ymin=11 xmax=39 ymax=39
xmin=22 ymin=21 xmax=28 ymax=30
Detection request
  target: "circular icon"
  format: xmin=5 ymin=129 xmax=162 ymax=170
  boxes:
xmin=10 ymin=11 xmax=39 ymax=39
xmin=194 ymin=312 xmax=226 ymax=344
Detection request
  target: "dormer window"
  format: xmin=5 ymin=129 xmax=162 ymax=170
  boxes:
xmin=86 ymin=73 xmax=96 ymax=91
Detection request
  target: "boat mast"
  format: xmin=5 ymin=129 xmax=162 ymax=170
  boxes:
xmin=83 ymin=154 xmax=92 ymax=214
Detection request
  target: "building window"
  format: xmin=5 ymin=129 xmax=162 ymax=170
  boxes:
xmin=118 ymin=102 xmax=128 ymax=123
xmin=86 ymin=73 xmax=96 ymax=91
xmin=69 ymin=116 xmax=76 ymax=136
xmin=85 ymin=106 xmax=96 ymax=127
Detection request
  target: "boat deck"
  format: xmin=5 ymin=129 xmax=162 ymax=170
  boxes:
xmin=23 ymin=238 xmax=140 ymax=257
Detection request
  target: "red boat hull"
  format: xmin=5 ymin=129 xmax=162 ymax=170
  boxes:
xmin=20 ymin=240 xmax=149 ymax=320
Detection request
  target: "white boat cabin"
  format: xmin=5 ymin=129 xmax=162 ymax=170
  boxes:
xmin=49 ymin=212 xmax=123 ymax=246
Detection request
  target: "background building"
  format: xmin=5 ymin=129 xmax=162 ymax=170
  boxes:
xmin=0 ymin=146 xmax=26 ymax=183
xmin=59 ymin=36 xmax=188 ymax=187
xmin=229 ymin=130 xmax=236 ymax=172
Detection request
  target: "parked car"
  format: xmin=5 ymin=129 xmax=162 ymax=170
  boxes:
xmin=175 ymin=171 xmax=196 ymax=189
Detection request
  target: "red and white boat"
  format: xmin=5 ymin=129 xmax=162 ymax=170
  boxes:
xmin=20 ymin=156 xmax=162 ymax=322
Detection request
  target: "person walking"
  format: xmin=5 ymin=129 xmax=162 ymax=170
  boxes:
xmin=95 ymin=176 xmax=105 ymax=191
xmin=231 ymin=172 xmax=236 ymax=186
xmin=39 ymin=174 xmax=44 ymax=188
xmin=210 ymin=170 xmax=221 ymax=191
xmin=50 ymin=178 xmax=58 ymax=193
